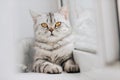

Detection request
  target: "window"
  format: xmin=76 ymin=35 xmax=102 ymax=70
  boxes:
xmin=59 ymin=0 xmax=97 ymax=53
xmin=60 ymin=0 xmax=119 ymax=64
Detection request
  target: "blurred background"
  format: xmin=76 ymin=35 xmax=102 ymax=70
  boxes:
xmin=0 ymin=0 xmax=120 ymax=80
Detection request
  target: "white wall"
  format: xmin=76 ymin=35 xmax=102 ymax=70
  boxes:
xmin=93 ymin=0 xmax=119 ymax=65
xmin=13 ymin=0 xmax=58 ymax=42
xmin=100 ymin=0 xmax=119 ymax=63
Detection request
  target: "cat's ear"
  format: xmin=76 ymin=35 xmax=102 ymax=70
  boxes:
xmin=29 ymin=10 xmax=40 ymax=24
xmin=59 ymin=6 xmax=69 ymax=20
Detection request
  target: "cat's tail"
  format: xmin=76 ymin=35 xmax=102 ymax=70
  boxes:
xmin=16 ymin=37 xmax=34 ymax=73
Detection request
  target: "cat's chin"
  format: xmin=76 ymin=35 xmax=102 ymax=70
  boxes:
xmin=47 ymin=35 xmax=63 ymax=42
xmin=50 ymin=34 xmax=54 ymax=37
xmin=48 ymin=34 xmax=58 ymax=38
xmin=36 ymin=33 xmax=68 ymax=43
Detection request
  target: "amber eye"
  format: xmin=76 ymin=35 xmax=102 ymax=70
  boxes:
xmin=55 ymin=22 xmax=61 ymax=27
xmin=41 ymin=23 xmax=48 ymax=28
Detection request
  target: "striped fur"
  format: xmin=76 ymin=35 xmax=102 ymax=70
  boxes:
xmin=30 ymin=7 xmax=80 ymax=74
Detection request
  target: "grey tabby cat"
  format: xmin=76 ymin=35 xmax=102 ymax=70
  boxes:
xmin=30 ymin=7 xmax=80 ymax=74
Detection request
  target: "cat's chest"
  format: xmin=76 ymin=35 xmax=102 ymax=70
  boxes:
xmin=34 ymin=42 xmax=73 ymax=64
xmin=33 ymin=40 xmax=73 ymax=59
xmin=33 ymin=35 xmax=74 ymax=61
xmin=34 ymin=40 xmax=69 ymax=51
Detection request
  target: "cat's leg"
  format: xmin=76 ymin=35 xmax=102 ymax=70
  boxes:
xmin=63 ymin=58 xmax=80 ymax=73
xmin=32 ymin=59 xmax=63 ymax=74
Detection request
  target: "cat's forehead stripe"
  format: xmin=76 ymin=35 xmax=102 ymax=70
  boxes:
xmin=49 ymin=13 xmax=52 ymax=23
xmin=47 ymin=12 xmax=55 ymax=24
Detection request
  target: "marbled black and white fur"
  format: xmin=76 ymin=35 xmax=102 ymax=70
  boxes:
xmin=30 ymin=7 xmax=80 ymax=74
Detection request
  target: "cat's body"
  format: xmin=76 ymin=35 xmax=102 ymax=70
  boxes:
xmin=30 ymin=7 xmax=80 ymax=74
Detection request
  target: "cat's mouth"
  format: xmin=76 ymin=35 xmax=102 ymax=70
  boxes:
xmin=50 ymin=32 xmax=54 ymax=36
xmin=51 ymin=33 xmax=54 ymax=36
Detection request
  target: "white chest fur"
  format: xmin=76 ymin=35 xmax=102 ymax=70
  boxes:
xmin=33 ymin=35 xmax=74 ymax=61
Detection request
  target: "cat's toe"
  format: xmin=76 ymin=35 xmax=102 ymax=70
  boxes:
xmin=45 ymin=65 xmax=62 ymax=74
xmin=32 ymin=65 xmax=40 ymax=72
xmin=64 ymin=64 xmax=80 ymax=73
xmin=32 ymin=64 xmax=41 ymax=73
xmin=32 ymin=62 xmax=42 ymax=73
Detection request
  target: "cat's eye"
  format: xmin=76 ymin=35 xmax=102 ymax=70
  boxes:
xmin=41 ymin=23 xmax=48 ymax=28
xmin=55 ymin=22 xmax=61 ymax=27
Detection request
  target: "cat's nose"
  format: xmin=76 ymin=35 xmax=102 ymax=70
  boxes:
xmin=49 ymin=28 xmax=54 ymax=32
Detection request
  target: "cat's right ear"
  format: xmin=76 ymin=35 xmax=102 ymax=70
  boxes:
xmin=29 ymin=10 xmax=40 ymax=24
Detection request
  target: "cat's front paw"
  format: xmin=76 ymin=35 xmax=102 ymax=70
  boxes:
xmin=44 ymin=64 xmax=63 ymax=74
xmin=32 ymin=61 xmax=42 ymax=73
xmin=32 ymin=61 xmax=63 ymax=74
xmin=64 ymin=64 xmax=80 ymax=73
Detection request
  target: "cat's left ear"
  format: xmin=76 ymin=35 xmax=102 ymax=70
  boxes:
xmin=29 ymin=10 xmax=40 ymax=24
xmin=59 ymin=6 xmax=69 ymax=20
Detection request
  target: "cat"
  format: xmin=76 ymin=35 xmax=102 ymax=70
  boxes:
xmin=30 ymin=7 xmax=80 ymax=74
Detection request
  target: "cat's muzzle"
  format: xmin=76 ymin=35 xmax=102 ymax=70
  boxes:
xmin=49 ymin=28 xmax=54 ymax=36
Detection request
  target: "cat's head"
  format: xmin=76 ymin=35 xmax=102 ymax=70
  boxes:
xmin=30 ymin=7 xmax=72 ymax=43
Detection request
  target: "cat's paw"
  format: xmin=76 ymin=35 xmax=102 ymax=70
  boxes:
xmin=44 ymin=64 xmax=63 ymax=74
xmin=64 ymin=64 xmax=80 ymax=73
xmin=32 ymin=61 xmax=63 ymax=74
xmin=32 ymin=61 xmax=42 ymax=73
